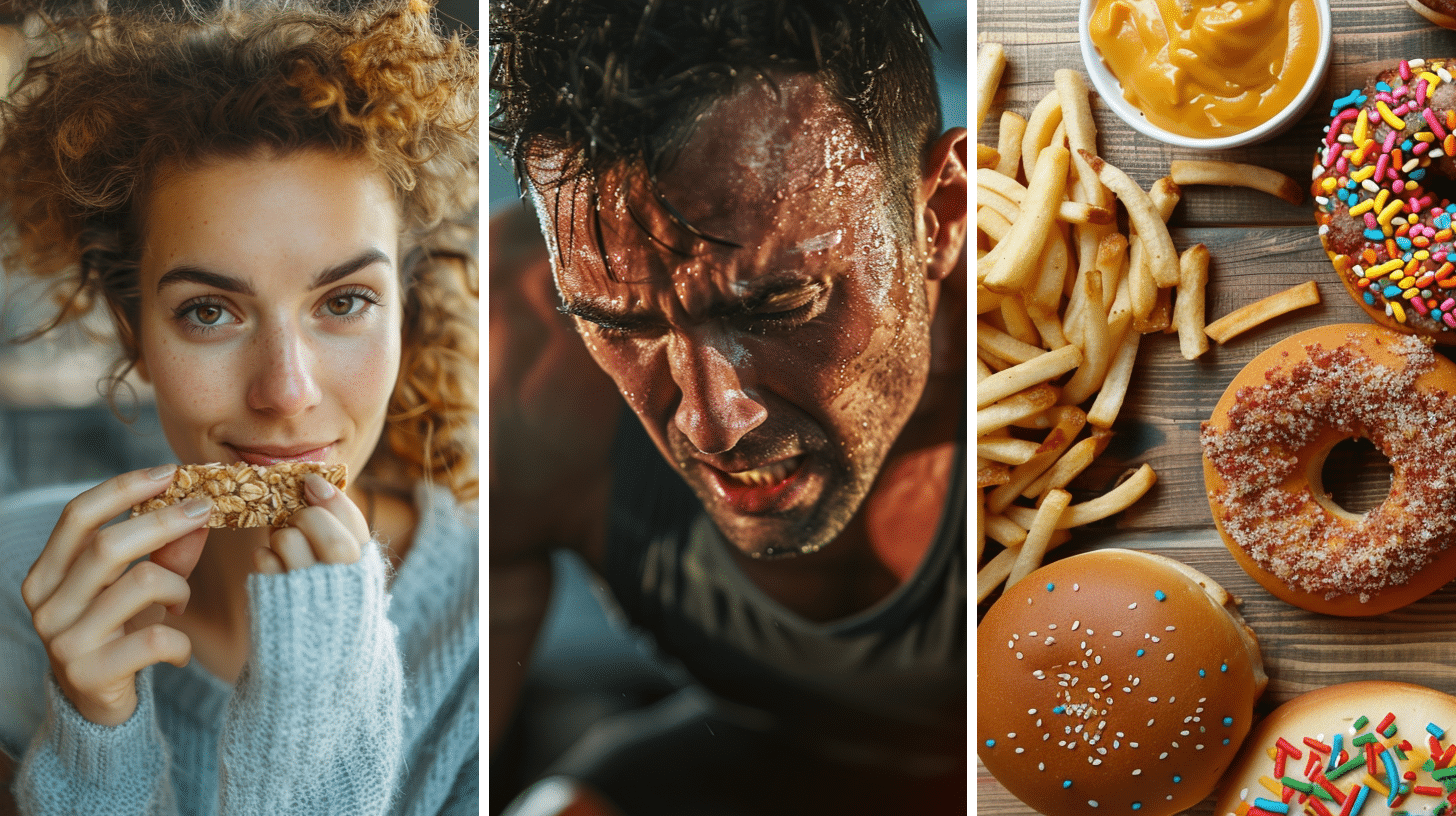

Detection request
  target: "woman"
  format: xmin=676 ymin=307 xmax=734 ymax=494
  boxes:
xmin=0 ymin=1 xmax=479 ymax=813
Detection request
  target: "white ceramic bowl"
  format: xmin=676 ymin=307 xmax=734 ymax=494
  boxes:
xmin=1077 ymin=0 xmax=1333 ymax=150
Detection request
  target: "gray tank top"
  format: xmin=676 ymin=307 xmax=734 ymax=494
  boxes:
xmin=602 ymin=414 xmax=967 ymax=770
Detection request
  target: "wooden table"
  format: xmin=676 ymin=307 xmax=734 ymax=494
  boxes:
xmin=977 ymin=2 xmax=1456 ymax=813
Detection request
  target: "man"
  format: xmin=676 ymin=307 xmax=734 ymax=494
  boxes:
xmin=489 ymin=1 xmax=967 ymax=814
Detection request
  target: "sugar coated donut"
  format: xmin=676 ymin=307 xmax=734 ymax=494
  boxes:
xmin=1407 ymin=0 xmax=1456 ymax=29
xmin=977 ymin=548 xmax=1267 ymax=816
xmin=1213 ymin=682 xmax=1456 ymax=816
xmin=1201 ymin=323 xmax=1456 ymax=616
xmin=1314 ymin=59 xmax=1456 ymax=342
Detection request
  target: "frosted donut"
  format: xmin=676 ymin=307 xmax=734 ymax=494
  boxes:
xmin=1314 ymin=58 xmax=1456 ymax=342
xmin=1200 ymin=323 xmax=1456 ymax=616
xmin=977 ymin=548 xmax=1267 ymax=816
xmin=1213 ymin=682 xmax=1456 ymax=816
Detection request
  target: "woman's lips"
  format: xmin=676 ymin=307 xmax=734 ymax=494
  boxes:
xmin=226 ymin=443 xmax=333 ymax=467
xmin=703 ymin=454 xmax=811 ymax=515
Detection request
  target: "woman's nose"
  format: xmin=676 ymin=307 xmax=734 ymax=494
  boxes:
xmin=246 ymin=323 xmax=322 ymax=417
xmin=667 ymin=328 xmax=767 ymax=455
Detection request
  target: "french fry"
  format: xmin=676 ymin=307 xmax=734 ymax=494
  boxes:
xmin=1205 ymin=280 xmax=1322 ymax=344
xmin=1029 ymin=227 xmax=1071 ymax=315
xmin=995 ymin=110 xmax=1026 ymax=178
xmin=977 ymin=203 xmax=1014 ymax=243
xmin=1086 ymin=328 xmax=1142 ymax=428
xmin=1060 ymin=266 xmax=1111 ymax=406
xmin=977 ymin=320 xmax=1048 ymax=365
xmin=1081 ymin=149 xmax=1179 ymax=288
xmin=1173 ymin=243 xmax=1211 ymax=360
xmin=1003 ymin=464 xmax=1157 ymax=530
xmin=978 ymin=436 xmax=1043 ymax=465
xmin=1021 ymin=91 xmax=1064 ymax=181
xmin=977 ymin=143 xmax=1000 ymax=169
xmin=983 ymin=513 xmax=1029 ymax=549
xmin=1169 ymin=159 xmax=1305 ymax=206
xmin=977 ymin=344 xmax=1082 ymax=409
xmin=1054 ymin=69 xmax=1100 ymax=205
xmin=1027 ymin=307 xmax=1070 ymax=350
xmin=977 ymin=528 xmax=1073 ymax=603
xmin=982 ymin=146 xmax=1070 ymax=294
xmin=986 ymin=407 xmax=1086 ymax=513
xmin=1000 ymin=295 xmax=1041 ymax=346
xmin=978 ymin=458 xmax=1012 ymax=488
xmin=978 ymin=383 xmax=1061 ymax=436
xmin=1024 ymin=430 xmax=1112 ymax=499
xmin=1149 ymin=176 xmax=1182 ymax=221
xmin=976 ymin=42 xmax=1007 ymax=133
xmin=1007 ymin=488 xmax=1073 ymax=588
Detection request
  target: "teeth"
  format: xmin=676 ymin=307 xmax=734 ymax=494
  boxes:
xmin=727 ymin=457 xmax=799 ymax=487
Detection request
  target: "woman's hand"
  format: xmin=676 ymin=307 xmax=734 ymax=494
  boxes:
xmin=20 ymin=465 xmax=212 ymax=727
xmin=254 ymin=473 xmax=371 ymax=574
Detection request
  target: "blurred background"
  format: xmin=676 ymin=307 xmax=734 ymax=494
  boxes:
xmin=486 ymin=3 xmax=968 ymax=812
xmin=0 ymin=0 xmax=479 ymax=501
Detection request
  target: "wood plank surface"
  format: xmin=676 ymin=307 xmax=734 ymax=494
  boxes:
xmin=975 ymin=0 xmax=1456 ymax=813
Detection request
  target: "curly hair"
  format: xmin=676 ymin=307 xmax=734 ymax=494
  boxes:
xmin=0 ymin=0 xmax=480 ymax=501
xmin=489 ymin=0 xmax=941 ymax=241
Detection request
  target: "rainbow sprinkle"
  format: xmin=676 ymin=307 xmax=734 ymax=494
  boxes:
xmin=1237 ymin=706 xmax=1456 ymax=816
xmin=1316 ymin=58 xmax=1456 ymax=335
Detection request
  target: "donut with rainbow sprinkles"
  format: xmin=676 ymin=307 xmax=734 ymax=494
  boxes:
xmin=1314 ymin=58 xmax=1456 ymax=342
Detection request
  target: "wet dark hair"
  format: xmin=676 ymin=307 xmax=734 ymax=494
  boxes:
xmin=488 ymin=0 xmax=942 ymax=244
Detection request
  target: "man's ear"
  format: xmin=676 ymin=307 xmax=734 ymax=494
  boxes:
xmin=918 ymin=127 xmax=968 ymax=283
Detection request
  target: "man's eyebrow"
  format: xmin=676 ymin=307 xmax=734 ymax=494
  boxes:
xmin=155 ymin=249 xmax=391 ymax=296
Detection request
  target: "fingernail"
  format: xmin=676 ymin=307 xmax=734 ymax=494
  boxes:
xmin=148 ymin=464 xmax=178 ymax=480
xmin=181 ymin=498 xmax=212 ymax=518
xmin=305 ymin=472 xmax=335 ymax=500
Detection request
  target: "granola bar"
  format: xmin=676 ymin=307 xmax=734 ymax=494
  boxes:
xmin=131 ymin=461 xmax=349 ymax=528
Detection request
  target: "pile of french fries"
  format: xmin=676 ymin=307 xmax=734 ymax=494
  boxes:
xmin=975 ymin=43 xmax=1320 ymax=603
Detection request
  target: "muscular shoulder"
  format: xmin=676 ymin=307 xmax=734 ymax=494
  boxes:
xmin=489 ymin=206 xmax=621 ymax=564
xmin=0 ymin=483 xmax=85 ymax=759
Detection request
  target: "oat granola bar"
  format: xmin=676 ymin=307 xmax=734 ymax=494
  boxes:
xmin=131 ymin=462 xmax=348 ymax=528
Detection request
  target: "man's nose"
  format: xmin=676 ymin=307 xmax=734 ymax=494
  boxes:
xmin=246 ymin=322 xmax=323 ymax=417
xmin=667 ymin=328 xmax=767 ymax=455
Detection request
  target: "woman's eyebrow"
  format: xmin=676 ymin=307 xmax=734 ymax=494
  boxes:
xmin=155 ymin=249 xmax=392 ymax=295
xmin=310 ymin=248 xmax=392 ymax=289
xmin=156 ymin=266 xmax=254 ymax=295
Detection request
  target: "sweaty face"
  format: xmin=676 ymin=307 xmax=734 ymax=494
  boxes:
xmin=531 ymin=76 xmax=935 ymax=558
xmin=134 ymin=149 xmax=403 ymax=497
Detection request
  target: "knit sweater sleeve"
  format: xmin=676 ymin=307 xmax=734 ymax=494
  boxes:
xmin=15 ymin=668 xmax=179 ymax=815
xmin=217 ymin=543 xmax=403 ymax=813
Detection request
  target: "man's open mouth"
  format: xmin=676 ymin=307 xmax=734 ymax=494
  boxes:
xmin=724 ymin=455 xmax=805 ymax=487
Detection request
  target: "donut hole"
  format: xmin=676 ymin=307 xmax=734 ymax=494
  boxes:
xmin=1312 ymin=436 xmax=1393 ymax=517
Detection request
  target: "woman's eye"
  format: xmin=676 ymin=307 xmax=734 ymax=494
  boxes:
xmin=174 ymin=299 xmax=238 ymax=331
xmin=318 ymin=287 xmax=382 ymax=320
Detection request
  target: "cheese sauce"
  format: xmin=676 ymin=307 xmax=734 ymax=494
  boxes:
xmin=1088 ymin=0 xmax=1320 ymax=138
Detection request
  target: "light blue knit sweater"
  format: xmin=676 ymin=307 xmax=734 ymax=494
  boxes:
xmin=0 ymin=481 xmax=478 ymax=815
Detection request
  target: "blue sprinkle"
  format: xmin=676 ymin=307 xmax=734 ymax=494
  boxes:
xmin=1366 ymin=228 xmax=1388 ymax=241
xmin=1365 ymin=291 xmax=1377 ymax=305
xmin=1439 ymin=214 xmax=1453 ymax=229
xmin=1254 ymin=797 xmax=1290 ymax=814
xmin=1137 ymin=649 xmax=1146 ymax=657
xmin=986 ymin=739 xmax=995 ymax=747
xmin=1132 ymin=804 xmax=1142 ymax=811
xmin=1223 ymin=738 xmax=1231 ymax=745
xmin=1063 ymin=780 xmax=1073 ymax=789
xmin=1385 ymin=285 xmax=1403 ymax=298
xmin=1054 ymin=705 xmax=1066 ymax=714
xmin=1431 ymin=723 xmax=1447 ymax=740
xmin=1378 ymin=81 xmax=1393 ymax=92
xmin=1223 ymin=717 xmax=1234 ymax=726
xmin=1397 ymin=237 xmax=1414 ymax=250
xmin=1173 ymin=775 xmax=1181 ymax=784
xmin=1198 ymin=669 xmax=1206 ymax=677
xmin=1047 ymin=582 xmax=1055 ymax=592
xmin=1220 ymin=663 xmax=1228 ymax=672
xmin=1434 ymin=309 xmax=1444 ymax=320
xmin=1404 ymin=139 xmax=1415 ymax=151
xmin=1154 ymin=590 xmax=1167 ymax=601
xmin=1412 ymin=168 xmax=1428 ymax=181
